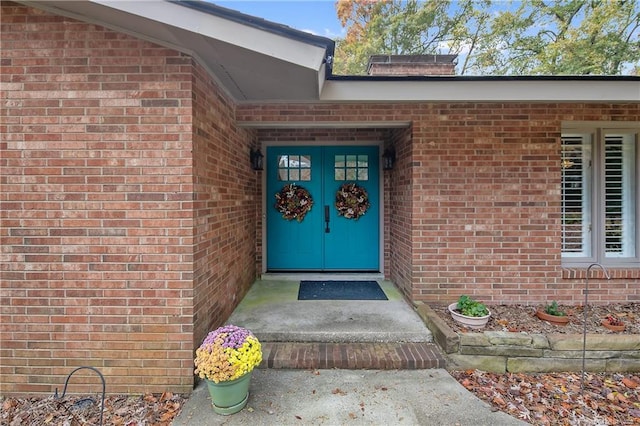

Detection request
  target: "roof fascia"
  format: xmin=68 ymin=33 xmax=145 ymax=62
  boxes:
xmin=89 ymin=0 xmax=329 ymax=71
xmin=320 ymin=77 xmax=640 ymax=102
xmin=172 ymin=1 xmax=335 ymax=53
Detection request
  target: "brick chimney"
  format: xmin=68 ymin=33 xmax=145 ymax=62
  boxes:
xmin=366 ymin=54 xmax=457 ymax=76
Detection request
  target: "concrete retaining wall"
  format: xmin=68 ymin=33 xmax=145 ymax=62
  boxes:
xmin=416 ymin=303 xmax=640 ymax=373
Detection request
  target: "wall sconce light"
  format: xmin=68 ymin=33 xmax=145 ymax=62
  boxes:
xmin=382 ymin=148 xmax=396 ymax=170
xmin=250 ymin=148 xmax=264 ymax=171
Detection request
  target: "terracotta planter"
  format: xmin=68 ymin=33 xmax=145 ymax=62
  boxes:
xmin=536 ymin=310 xmax=570 ymax=326
xmin=448 ymin=303 xmax=491 ymax=329
xmin=601 ymin=320 xmax=625 ymax=332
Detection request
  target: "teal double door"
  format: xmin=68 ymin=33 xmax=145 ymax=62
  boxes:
xmin=266 ymin=145 xmax=380 ymax=271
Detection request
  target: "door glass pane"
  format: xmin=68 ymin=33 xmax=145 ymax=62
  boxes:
xmin=334 ymin=154 xmax=369 ymax=181
xmin=278 ymin=154 xmax=311 ymax=181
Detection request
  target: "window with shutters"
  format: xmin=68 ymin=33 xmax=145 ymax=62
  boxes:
xmin=561 ymin=129 xmax=638 ymax=267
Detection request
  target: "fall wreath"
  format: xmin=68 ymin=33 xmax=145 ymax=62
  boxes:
xmin=274 ymin=183 xmax=313 ymax=222
xmin=335 ymin=182 xmax=370 ymax=220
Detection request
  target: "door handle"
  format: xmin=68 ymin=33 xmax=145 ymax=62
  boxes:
xmin=324 ymin=205 xmax=330 ymax=233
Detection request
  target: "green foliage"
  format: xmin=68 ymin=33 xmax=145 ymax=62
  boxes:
xmin=333 ymin=0 xmax=640 ymax=75
xmin=544 ymin=301 xmax=566 ymax=317
xmin=457 ymin=295 xmax=489 ymax=317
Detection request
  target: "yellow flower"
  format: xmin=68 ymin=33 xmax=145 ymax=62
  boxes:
xmin=194 ymin=327 xmax=262 ymax=383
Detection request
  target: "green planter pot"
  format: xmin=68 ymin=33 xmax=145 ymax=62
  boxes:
xmin=205 ymin=372 xmax=252 ymax=415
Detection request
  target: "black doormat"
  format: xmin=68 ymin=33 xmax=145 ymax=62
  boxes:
xmin=298 ymin=280 xmax=388 ymax=300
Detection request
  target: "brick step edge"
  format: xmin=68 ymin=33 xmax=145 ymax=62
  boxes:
xmin=259 ymin=342 xmax=445 ymax=370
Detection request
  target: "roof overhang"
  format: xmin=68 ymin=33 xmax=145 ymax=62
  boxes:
xmin=14 ymin=1 xmax=640 ymax=104
xmin=17 ymin=0 xmax=334 ymax=102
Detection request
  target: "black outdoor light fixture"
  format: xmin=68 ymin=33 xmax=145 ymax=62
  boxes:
xmin=250 ymin=148 xmax=264 ymax=171
xmin=382 ymin=148 xmax=396 ymax=170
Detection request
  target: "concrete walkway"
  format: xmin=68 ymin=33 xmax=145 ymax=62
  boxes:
xmin=172 ymin=278 xmax=528 ymax=425
xmin=172 ymin=369 xmax=527 ymax=425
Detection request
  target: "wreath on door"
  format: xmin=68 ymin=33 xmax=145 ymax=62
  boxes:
xmin=335 ymin=182 xmax=370 ymax=220
xmin=274 ymin=183 xmax=313 ymax=222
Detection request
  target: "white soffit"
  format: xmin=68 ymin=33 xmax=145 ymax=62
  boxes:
xmin=18 ymin=0 xmax=331 ymax=101
xmin=320 ymin=79 xmax=640 ymax=102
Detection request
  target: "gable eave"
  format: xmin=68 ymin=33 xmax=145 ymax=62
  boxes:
xmin=17 ymin=0 xmax=334 ymax=102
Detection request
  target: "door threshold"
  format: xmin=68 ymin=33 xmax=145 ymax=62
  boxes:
xmin=261 ymin=272 xmax=385 ymax=281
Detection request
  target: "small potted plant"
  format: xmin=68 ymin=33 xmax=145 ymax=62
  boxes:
xmin=602 ymin=314 xmax=625 ymax=332
xmin=194 ymin=324 xmax=262 ymax=415
xmin=448 ymin=295 xmax=491 ymax=329
xmin=536 ymin=301 xmax=570 ymax=326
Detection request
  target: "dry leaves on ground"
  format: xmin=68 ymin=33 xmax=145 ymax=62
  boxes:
xmin=452 ymin=370 xmax=640 ymax=425
xmin=435 ymin=303 xmax=640 ymax=335
xmin=1 ymin=392 xmax=186 ymax=426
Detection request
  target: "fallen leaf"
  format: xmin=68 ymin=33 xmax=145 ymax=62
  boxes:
xmin=492 ymin=395 xmax=507 ymax=407
xmin=623 ymin=377 xmax=639 ymax=389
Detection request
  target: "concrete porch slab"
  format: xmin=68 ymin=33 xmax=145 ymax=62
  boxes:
xmin=226 ymin=279 xmax=433 ymax=343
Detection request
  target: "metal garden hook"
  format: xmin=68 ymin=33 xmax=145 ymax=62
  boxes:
xmin=54 ymin=366 xmax=106 ymax=426
xmin=581 ymin=263 xmax=611 ymax=396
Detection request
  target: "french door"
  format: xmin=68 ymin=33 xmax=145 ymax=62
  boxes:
xmin=266 ymin=145 xmax=380 ymax=271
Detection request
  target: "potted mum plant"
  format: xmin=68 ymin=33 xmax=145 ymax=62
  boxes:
xmin=194 ymin=324 xmax=262 ymax=415
xmin=448 ymin=295 xmax=491 ymax=329
xmin=536 ymin=301 xmax=570 ymax=326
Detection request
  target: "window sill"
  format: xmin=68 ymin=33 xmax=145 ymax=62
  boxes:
xmin=562 ymin=267 xmax=640 ymax=280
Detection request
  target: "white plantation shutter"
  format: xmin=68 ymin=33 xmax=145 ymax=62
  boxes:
xmin=562 ymin=130 xmax=638 ymax=264
xmin=561 ymin=135 xmax=592 ymax=257
xmin=604 ymin=134 xmax=636 ymax=258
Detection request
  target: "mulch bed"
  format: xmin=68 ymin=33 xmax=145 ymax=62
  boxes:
xmin=433 ymin=303 xmax=640 ymax=335
xmin=437 ymin=302 xmax=640 ymax=425
xmin=1 ymin=392 xmax=186 ymax=426
xmin=2 ymin=304 xmax=638 ymax=425
xmin=452 ymin=371 xmax=640 ymax=425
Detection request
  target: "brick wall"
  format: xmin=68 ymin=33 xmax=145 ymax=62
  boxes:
xmin=237 ymin=102 xmax=640 ymax=305
xmin=0 ymin=2 xmax=257 ymax=395
xmin=191 ymin=63 xmax=258 ymax=352
xmin=367 ymin=55 xmax=457 ymax=76
xmin=387 ymin=127 xmax=413 ymax=298
xmin=1 ymin=0 xmax=638 ymax=398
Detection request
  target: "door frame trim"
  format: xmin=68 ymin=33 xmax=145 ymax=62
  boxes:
xmin=260 ymin=140 xmax=385 ymax=274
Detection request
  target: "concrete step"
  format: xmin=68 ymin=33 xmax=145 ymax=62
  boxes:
xmin=259 ymin=342 xmax=445 ymax=370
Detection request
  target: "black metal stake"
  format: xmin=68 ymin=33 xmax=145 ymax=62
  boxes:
xmin=581 ymin=263 xmax=610 ymax=396
xmin=55 ymin=366 xmax=106 ymax=426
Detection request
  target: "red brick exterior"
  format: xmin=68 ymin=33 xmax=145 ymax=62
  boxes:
xmin=237 ymin=103 xmax=640 ymax=305
xmin=0 ymin=2 xmax=257 ymax=395
xmin=191 ymin=63 xmax=259 ymax=352
xmin=367 ymin=55 xmax=457 ymax=76
xmin=368 ymin=63 xmax=456 ymax=76
xmin=1 ymin=1 xmax=638 ymax=396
